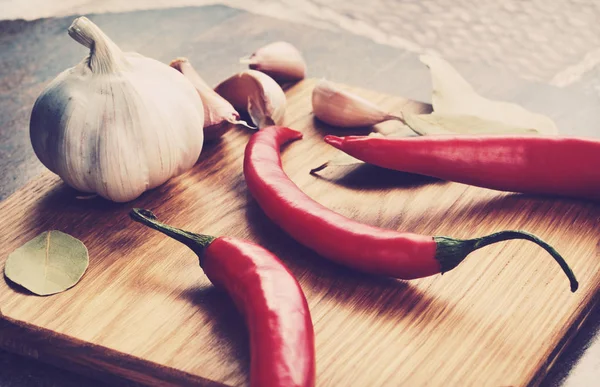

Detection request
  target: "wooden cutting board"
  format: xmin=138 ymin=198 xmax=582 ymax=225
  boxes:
xmin=1 ymin=77 xmax=600 ymax=386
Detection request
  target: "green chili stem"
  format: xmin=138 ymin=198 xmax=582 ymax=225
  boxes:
xmin=129 ymin=208 xmax=216 ymax=262
xmin=434 ymin=230 xmax=578 ymax=292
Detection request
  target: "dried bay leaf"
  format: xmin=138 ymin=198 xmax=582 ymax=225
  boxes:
xmin=404 ymin=113 xmax=539 ymax=136
xmin=4 ymin=231 xmax=89 ymax=296
xmin=420 ymin=55 xmax=558 ymax=135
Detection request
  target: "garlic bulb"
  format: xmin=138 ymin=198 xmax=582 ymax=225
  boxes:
xmin=215 ymin=70 xmax=286 ymax=129
xmin=170 ymin=57 xmax=253 ymax=141
xmin=240 ymin=41 xmax=307 ymax=83
xmin=30 ymin=17 xmax=205 ymax=202
xmin=312 ymin=79 xmax=403 ymax=128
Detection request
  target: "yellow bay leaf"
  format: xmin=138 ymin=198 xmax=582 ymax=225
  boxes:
xmin=404 ymin=113 xmax=539 ymax=136
xmin=4 ymin=231 xmax=89 ymax=296
xmin=420 ymin=55 xmax=558 ymax=135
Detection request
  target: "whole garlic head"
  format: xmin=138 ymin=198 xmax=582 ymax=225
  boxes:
xmin=30 ymin=17 xmax=204 ymax=202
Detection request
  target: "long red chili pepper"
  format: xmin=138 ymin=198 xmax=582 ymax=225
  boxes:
xmin=243 ymin=126 xmax=578 ymax=291
xmin=129 ymin=209 xmax=315 ymax=387
xmin=320 ymin=134 xmax=600 ymax=202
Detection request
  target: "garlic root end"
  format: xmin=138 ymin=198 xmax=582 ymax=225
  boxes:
xmin=67 ymin=16 xmax=127 ymax=74
xmin=239 ymin=57 xmax=256 ymax=65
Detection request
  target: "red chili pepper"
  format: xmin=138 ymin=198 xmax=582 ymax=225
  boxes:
xmin=243 ymin=126 xmax=578 ymax=291
xmin=129 ymin=209 xmax=315 ymax=387
xmin=322 ymin=135 xmax=600 ymax=202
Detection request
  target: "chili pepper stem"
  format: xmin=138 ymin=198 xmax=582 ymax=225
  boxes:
xmin=129 ymin=208 xmax=216 ymax=262
xmin=434 ymin=230 xmax=579 ymax=292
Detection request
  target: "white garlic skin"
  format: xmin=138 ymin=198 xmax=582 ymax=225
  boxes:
xmin=312 ymin=79 xmax=402 ymax=128
xmin=215 ymin=70 xmax=286 ymax=129
xmin=30 ymin=17 xmax=204 ymax=202
xmin=243 ymin=41 xmax=307 ymax=82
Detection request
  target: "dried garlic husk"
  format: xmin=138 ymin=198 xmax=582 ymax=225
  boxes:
xmin=420 ymin=54 xmax=558 ymax=134
xmin=312 ymin=80 xmax=403 ymax=128
xmin=215 ymin=70 xmax=286 ymax=129
xmin=241 ymin=41 xmax=307 ymax=83
xmin=29 ymin=17 xmax=204 ymax=202
xmin=170 ymin=57 xmax=253 ymax=141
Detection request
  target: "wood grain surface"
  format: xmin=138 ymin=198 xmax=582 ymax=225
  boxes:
xmin=1 ymin=78 xmax=599 ymax=386
xmin=2 ymin=6 xmax=600 ymax=387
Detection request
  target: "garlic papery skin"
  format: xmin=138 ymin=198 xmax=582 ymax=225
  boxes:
xmin=240 ymin=41 xmax=307 ymax=83
xmin=312 ymin=79 xmax=404 ymax=128
xmin=30 ymin=17 xmax=204 ymax=202
xmin=215 ymin=70 xmax=286 ymax=129
xmin=170 ymin=57 xmax=253 ymax=141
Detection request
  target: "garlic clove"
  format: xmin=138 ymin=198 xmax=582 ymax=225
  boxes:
xmin=311 ymin=79 xmax=403 ymax=128
xmin=215 ymin=70 xmax=286 ymax=129
xmin=240 ymin=41 xmax=307 ymax=83
xmin=170 ymin=57 xmax=254 ymax=141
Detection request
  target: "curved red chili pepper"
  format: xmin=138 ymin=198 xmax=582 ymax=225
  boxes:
xmin=322 ymin=135 xmax=600 ymax=202
xmin=130 ymin=209 xmax=315 ymax=387
xmin=243 ymin=126 xmax=578 ymax=291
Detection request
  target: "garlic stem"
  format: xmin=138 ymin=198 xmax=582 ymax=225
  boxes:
xmin=68 ymin=17 xmax=128 ymax=74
